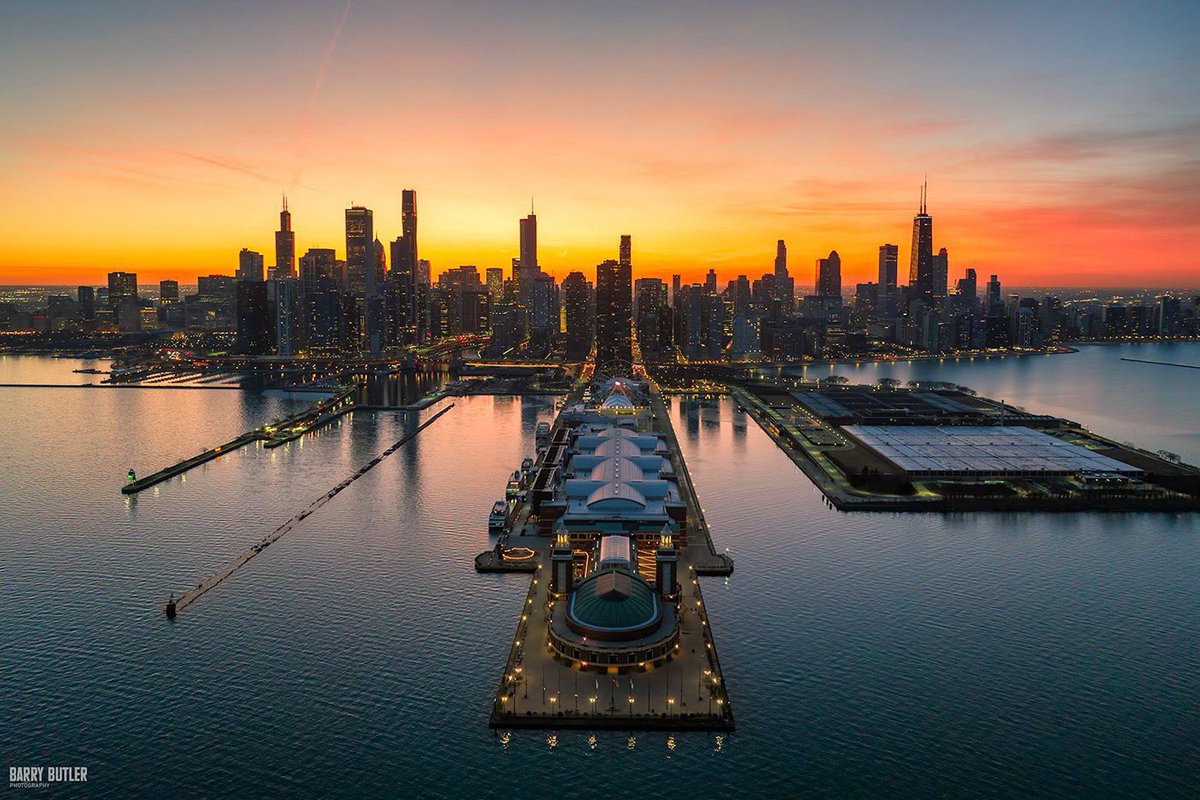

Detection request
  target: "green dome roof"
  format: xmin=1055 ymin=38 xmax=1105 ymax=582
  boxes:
xmin=568 ymin=569 xmax=660 ymax=636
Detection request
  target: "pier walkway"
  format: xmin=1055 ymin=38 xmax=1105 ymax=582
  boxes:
xmin=166 ymin=403 xmax=456 ymax=617
xmin=123 ymin=387 xmax=355 ymax=494
xmin=483 ymin=379 xmax=734 ymax=731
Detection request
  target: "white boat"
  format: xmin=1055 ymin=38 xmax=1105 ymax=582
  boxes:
xmin=488 ymin=500 xmax=507 ymax=533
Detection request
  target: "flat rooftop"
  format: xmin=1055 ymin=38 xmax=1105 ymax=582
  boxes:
xmin=843 ymin=425 xmax=1143 ymax=477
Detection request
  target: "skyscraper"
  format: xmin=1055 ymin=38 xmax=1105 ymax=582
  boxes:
xmin=932 ymin=247 xmax=949 ymax=302
xmin=595 ymin=236 xmax=633 ymax=370
xmin=562 ymin=271 xmax=593 ymax=360
xmin=634 ymin=277 xmax=671 ymax=360
xmin=107 ymin=271 xmax=138 ymax=307
xmin=518 ymin=212 xmax=538 ymax=303
xmin=486 ymin=268 xmax=504 ymax=300
xmin=275 ymin=196 xmax=295 ymax=279
xmin=237 ymin=248 xmax=265 ymax=282
xmin=815 ymin=250 xmax=842 ymax=298
xmin=986 ymin=274 xmax=1002 ymax=314
xmin=158 ymin=280 xmax=179 ymax=302
xmin=273 ymin=277 xmax=300 ymax=357
xmin=774 ymin=239 xmax=788 ymax=277
xmin=391 ymin=189 xmax=424 ymax=342
xmin=345 ymin=206 xmax=374 ymax=296
xmin=235 ymin=279 xmax=272 ymax=354
xmin=77 ymin=286 xmax=95 ymax=321
xmin=877 ymin=243 xmax=899 ymax=319
xmin=909 ymin=182 xmax=934 ymax=301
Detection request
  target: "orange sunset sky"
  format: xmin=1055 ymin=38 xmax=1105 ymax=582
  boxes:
xmin=1 ymin=1 xmax=1197 ymax=288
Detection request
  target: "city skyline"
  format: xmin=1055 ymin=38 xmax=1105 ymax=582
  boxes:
xmin=1 ymin=1 xmax=1198 ymax=287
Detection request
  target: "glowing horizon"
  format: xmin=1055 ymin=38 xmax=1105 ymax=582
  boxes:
xmin=1 ymin=1 xmax=1197 ymax=288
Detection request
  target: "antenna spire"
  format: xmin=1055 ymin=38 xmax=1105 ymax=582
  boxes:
xmin=531 ymin=196 xmax=535 ymax=215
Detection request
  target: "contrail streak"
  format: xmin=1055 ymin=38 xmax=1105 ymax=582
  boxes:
xmin=292 ymin=0 xmax=353 ymax=188
xmin=309 ymin=0 xmax=353 ymax=106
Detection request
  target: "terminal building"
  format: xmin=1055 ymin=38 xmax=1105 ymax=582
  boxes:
xmin=533 ymin=377 xmax=686 ymax=672
xmin=843 ymin=425 xmax=1144 ymax=479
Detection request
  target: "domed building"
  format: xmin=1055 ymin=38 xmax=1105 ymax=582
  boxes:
xmin=548 ymin=532 xmax=680 ymax=672
xmin=540 ymin=377 xmax=684 ymax=672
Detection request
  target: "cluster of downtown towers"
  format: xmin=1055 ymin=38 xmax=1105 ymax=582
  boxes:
xmin=215 ymin=188 xmax=1006 ymax=363
xmin=220 ymin=191 xmax=638 ymax=365
xmin=215 ymin=187 xmax=1019 ymax=363
xmin=86 ymin=188 xmax=1198 ymax=363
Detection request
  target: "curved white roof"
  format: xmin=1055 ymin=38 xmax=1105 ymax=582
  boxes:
xmin=586 ymin=481 xmax=647 ymax=510
xmin=590 ymin=457 xmax=644 ymax=483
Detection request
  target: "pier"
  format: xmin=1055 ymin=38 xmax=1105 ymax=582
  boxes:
xmin=165 ymin=403 xmax=455 ymax=617
xmin=123 ymin=387 xmax=356 ymax=494
xmin=731 ymin=382 xmax=1200 ymax=512
xmin=481 ymin=375 xmax=734 ymax=731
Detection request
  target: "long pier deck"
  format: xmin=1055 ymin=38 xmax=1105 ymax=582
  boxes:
xmin=165 ymin=403 xmax=455 ymax=617
xmin=482 ymin=379 xmax=734 ymax=731
xmin=123 ymin=387 xmax=356 ymax=494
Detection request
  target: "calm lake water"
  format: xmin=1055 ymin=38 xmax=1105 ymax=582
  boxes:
xmin=1 ymin=345 xmax=1197 ymax=798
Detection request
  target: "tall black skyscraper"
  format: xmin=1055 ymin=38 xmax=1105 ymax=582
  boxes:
xmin=877 ymin=243 xmax=898 ymax=319
xmin=235 ymin=280 xmax=272 ymax=354
xmin=77 ymin=286 xmax=95 ymax=321
xmin=389 ymin=189 xmax=422 ymax=343
xmin=634 ymin=277 xmax=671 ymax=360
xmin=345 ymin=206 xmax=374 ymax=295
xmin=595 ymin=235 xmax=633 ymax=370
xmin=815 ymin=250 xmax=841 ymax=298
xmin=909 ymin=182 xmax=934 ymax=301
xmin=774 ymin=239 xmax=788 ymax=277
xmin=932 ymin=247 xmax=949 ymax=301
xmin=986 ymin=274 xmax=1002 ymax=314
xmin=518 ymin=211 xmax=538 ymax=304
xmin=562 ymin=271 xmax=593 ymax=359
xmin=275 ymin=196 xmax=295 ymax=279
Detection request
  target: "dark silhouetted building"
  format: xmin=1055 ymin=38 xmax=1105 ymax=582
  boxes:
xmin=107 ymin=271 xmax=138 ymax=308
xmin=345 ymin=206 xmax=374 ymax=296
xmin=562 ymin=271 xmax=593 ymax=359
xmin=518 ymin=211 xmax=538 ymax=304
xmin=815 ymin=250 xmax=841 ymax=298
xmin=909 ymin=183 xmax=935 ymax=301
xmin=274 ymin=196 xmax=295 ymax=279
xmin=635 ymin=277 xmax=671 ymax=361
xmin=595 ymin=236 xmax=633 ymax=369
xmin=237 ymin=248 xmax=265 ymax=282
xmin=77 ymin=286 xmax=95 ymax=321
xmin=877 ymin=243 xmax=898 ymax=320
xmin=236 ymin=280 xmax=272 ymax=354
